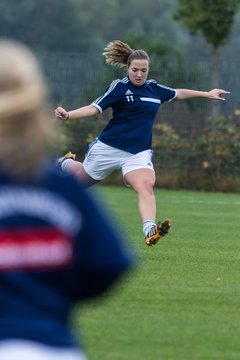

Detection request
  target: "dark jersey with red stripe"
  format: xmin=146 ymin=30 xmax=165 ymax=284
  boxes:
xmin=0 ymin=162 xmax=132 ymax=349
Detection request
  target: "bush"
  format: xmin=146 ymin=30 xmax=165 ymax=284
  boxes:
xmin=153 ymin=115 xmax=240 ymax=191
xmin=55 ymin=113 xmax=240 ymax=192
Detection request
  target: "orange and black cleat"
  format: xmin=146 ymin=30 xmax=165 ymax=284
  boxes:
xmin=145 ymin=219 xmax=171 ymax=246
xmin=56 ymin=151 xmax=76 ymax=169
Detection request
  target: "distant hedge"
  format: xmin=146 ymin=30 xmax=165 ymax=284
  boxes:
xmin=55 ymin=114 xmax=240 ymax=192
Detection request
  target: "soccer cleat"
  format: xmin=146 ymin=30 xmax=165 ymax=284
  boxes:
xmin=56 ymin=151 xmax=76 ymax=170
xmin=145 ymin=219 xmax=171 ymax=246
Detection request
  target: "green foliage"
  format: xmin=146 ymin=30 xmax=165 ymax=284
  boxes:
xmin=192 ymin=116 xmax=240 ymax=171
xmin=174 ymin=0 xmax=240 ymax=48
xmin=173 ymin=0 xmax=240 ymax=121
xmin=57 ymin=112 xmax=240 ymax=192
xmin=153 ymin=114 xmax=240 ymax=191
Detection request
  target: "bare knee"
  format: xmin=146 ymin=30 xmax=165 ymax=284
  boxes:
xmin=65 ymin=160 xmax=83 ymax=176
xmin=130 ymin=177 xmax=155 ymax=196
xmin=124 ymin=169 xmax=155 ymax=193
xmin=138 ymin=179 xmax=155 ymax=195
xmin=66 ymin=161 xmax=98 ymax=187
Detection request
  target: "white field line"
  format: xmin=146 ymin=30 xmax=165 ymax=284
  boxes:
xmin=158 ymin=197 xmax=240 ymax=206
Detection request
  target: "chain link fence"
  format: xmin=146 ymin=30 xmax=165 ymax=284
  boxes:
xmin=40 ymin=52 xmax=240 ymax=191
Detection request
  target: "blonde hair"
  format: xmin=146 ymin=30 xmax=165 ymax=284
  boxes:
xmin=103 ymin=40 xmax=149 ymax=68
xmin=0 ymin=40 xmax=54 ymax=177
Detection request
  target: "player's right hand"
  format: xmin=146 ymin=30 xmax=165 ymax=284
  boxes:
xmin=54 ymin=106 xmax=69 ymax=120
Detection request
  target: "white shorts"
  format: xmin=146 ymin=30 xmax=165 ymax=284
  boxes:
xmin=0 ymin=340 xmax=87 ymax=360
xmin=83 ymin=139 xmax=154 ymax=181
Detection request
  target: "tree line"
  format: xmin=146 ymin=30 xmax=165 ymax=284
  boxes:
xmin=1 ymin=0 xmax=240 ymax=191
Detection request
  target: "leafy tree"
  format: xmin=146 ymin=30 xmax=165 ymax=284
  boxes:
xmin=174 ymin=0 xmax=240 ymax=121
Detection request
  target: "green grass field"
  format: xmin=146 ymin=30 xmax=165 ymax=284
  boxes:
xmin=75 ymin=187 xmax=240 ymax=360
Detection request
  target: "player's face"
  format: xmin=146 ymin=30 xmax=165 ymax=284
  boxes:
xmin=128 ymin=59 xmax=149 ymax=86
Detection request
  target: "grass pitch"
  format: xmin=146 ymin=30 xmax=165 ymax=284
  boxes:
xmin=76 ymin=187 xmax=240 ymax=360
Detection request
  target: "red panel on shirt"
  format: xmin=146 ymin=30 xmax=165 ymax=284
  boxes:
xmin=0 ymin=228 xmax=74 ymax=271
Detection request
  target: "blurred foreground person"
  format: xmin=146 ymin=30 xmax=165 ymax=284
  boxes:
xmin=0 ymin=39 xmax=133 ymax=360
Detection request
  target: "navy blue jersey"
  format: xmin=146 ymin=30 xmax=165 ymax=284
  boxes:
xmin=92 ymin=77 xmax=176 ymax=154
xmin=0 ymin=162 xmax=133 ymax=349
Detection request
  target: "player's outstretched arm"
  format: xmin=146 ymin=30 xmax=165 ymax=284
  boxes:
xmin=175 ymin=88 xmax=230 ymax=101
xmin=55 ymin=104 xmax=100 ymax=120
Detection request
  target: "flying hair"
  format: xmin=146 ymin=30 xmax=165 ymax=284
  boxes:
xmin=102 ymin=40 xmax=150 ymax=69
xmin=102 ymin=40 xmax=134 ymax=68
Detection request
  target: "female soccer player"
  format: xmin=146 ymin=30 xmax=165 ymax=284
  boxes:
xmin=55 ymin=40 xmax=229 ymax=247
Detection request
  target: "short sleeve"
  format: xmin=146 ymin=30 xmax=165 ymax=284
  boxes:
xmin=91 ymin=79 xmax=123 ymax=113
xmin=156 ymin=84 xmax=177 ymax=103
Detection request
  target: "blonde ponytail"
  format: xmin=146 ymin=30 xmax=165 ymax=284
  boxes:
xmin=103 ymin=40 xmax=150 ymax=69
xmin=102 ymin=40 xmax=134 ymax=68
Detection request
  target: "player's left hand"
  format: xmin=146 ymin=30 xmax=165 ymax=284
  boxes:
xmin=208 ymin=89 xmax=230 ymax=101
